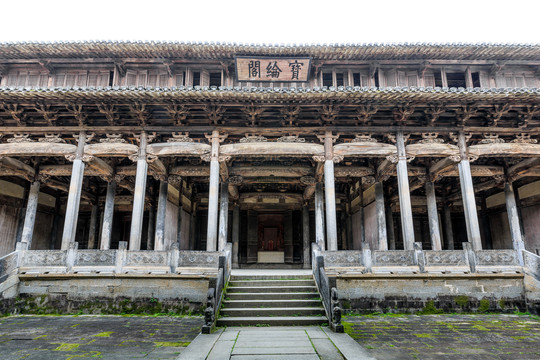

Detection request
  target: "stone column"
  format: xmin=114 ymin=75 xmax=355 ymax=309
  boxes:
xmin=218 ymin=182 xmax=229 ymax=252
xmin=425 ymin=181 xmax=442 ymax=250
xmin=87 ymin=203 xmax=98 ymax=249
xmin=375 ymin=181 xmax=387 ymax=250
xmin=20 ymin=180 xmax=40 ymax=249
xmin=154 ymin=179 xmax=168 ymax=251
xmin=324 ymin=131 xmax=338 ymax=251
xmin=504 ymin=181 xmax=525 ymax=265
xmin=61 ymin=131 xmax=87 ymax=250
xmin=395 ymin=131 xmax=415 ymax=250
xmin=457 ymin=132 xmax=482 ymax=250
xmin=302 ymin=204 xmax=311 ymax=268
xmin=232 ymin=203 xmax=240 ymax=268
xmin=206 ymin=130 xmax=221 ymax=251
xmin=314 ymin=182 xmax=325 ymax=250
xmin=100 ymin=179 xmax=116 ymax=250
xmin=129 ymin=132 xmax=148 ymax=251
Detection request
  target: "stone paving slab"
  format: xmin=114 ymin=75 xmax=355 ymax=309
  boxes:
xmin=343 ymin=314 xmax=540 ymax=360
xmin=0 ymin=315 xmax=203 ymax=360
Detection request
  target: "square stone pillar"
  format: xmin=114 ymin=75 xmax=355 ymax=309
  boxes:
xmin=61 ymin=131 xmax=87 ymax=250
xmin=395 ymin=131 xmax=415 ymax=250
xmin=457 ymin=132 xmax=482 ymax=250
xmin=20 ymin=180 xmax=40 ymax=249
xmin=129 ymin=132 xmax=148 ymax=251
xmin=100 ymin=179 xmax=117 ymax=250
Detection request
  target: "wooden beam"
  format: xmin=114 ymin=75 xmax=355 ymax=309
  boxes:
xmin=85 ymin=157 xmax=113 ymax=178
xmin=508 ymin=158 xmax=540 ymax=181
xmin=429 ymin=157 xmax=458 ymax=179
xmin=0 ymin=157 xmax=35 ymax=181
xmin=231 ymin=166 xmax=312 ymax=178
xmin=44 ymin=178 xmax=93 ymax=202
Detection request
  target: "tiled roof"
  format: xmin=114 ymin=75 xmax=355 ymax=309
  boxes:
xmin=0 ymin=85 xmax=539 ymax=103
xmin=0 ymin=41 xmax=539 ymax=60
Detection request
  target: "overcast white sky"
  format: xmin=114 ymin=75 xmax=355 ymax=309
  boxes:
xmin=1 ymin=0 xmax=539 ymax=44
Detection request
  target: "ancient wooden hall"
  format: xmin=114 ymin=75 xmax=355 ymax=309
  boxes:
xmin=0 ymin=42 xmax=539 ymax=317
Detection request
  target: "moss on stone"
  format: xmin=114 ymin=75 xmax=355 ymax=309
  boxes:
xmin=417 ymin=300 xmax=443 ymax=315
xmin=455 ymin=295 xmax=470 ymax=308
xmin=478 ymin=299 xmax=490 ymax=313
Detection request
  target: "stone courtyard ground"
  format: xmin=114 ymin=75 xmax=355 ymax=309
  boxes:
xmin=0 ymin=314 xmax=538 ymax=359
xmin=343 ymin=314 xmax=540 ymax=360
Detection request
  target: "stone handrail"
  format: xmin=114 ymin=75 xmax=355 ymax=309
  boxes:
xmin=18 ymin=242 xmax=224 ymax=275
xmin=312 ymin=243 xmax=343 ymax=333
xmin=320 ymin=242 xmax=522 ymax=275
xmin=0 ymin=250 xmax=20 ymax=282
xmin=202 ymin=242 xmax=232 ymax=334
xmin=523 ymin=250 xmax=540 ymax=279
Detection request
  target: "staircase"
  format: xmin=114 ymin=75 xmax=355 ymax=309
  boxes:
xmin=217 ymin=273 xmax=327 ymax=326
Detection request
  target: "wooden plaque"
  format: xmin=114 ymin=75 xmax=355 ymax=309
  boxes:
xmin=235 ymin=57 xmax=311 ymax=82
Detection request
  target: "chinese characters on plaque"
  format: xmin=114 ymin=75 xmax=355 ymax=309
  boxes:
xmin=236 ymin=57 xmax=311 ymax=82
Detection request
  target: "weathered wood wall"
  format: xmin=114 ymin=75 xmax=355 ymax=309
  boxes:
xmin=521 ymin=204 xmax=540 ymax=254
xmin=0 ymin=205 xmax=19 ymax=256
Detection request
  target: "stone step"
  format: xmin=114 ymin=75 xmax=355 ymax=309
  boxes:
xmin=223 ymin=299 xmax=322 ymax=308
xmin=230 ymin=274 xmax=313 ymax=281
xmin=220 ymin=307 xmax=326 ymax=317
xmin=227 ymin=285 xmax=317 ymax=293
xmin=216 ymin=316 xmax=328 ymax=327
xmin=227 ymin=292 xmax=320 ymax=300
xmin=229 ymin=279 xmax=315 ymax=287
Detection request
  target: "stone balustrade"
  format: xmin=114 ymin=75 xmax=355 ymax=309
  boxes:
xmin=315 ymin=242 xmax=522 ymax=275
xmin=17 ymin=242 xmax=223 ymax=276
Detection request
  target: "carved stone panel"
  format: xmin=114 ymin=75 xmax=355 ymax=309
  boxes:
xmin=75 ymin=250 xmax=116 ymax=266
xmin=178 ymin=251 xmax=221 ymax=268
xmin=424 ymin=251 xmax=467 ymax=266
xmin=322 ymin=251 xmax=363 ymax=267
xmin=22 ymin=251 xmax=67 ymax=267
xmin=373 ymin=250 xmax=415 ymax=266
xmin=126 ymin=251 xmax=168 ymax=266
xmin=475 ymin=250 xmax=519 ymax=266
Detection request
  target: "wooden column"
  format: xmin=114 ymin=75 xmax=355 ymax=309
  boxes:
xmin=87 ymin=203 xmax=98 ymax=249
xmin=324 ymin=131 xmax=338 ymax=251
xmin=457 ymin=132 xmax=482 ymax=250
xmin=443 ymin=205 xmax=454 ymax=250
xmin=100 ymin=179 xmax=116 ymax=250
xmin=232 ymin=203 xmax=240 ymax=268
xmin=396 ymin=131 xmax=415 ymax=250
xmin=49 ymin=193 xmax=61 ymax=249
xmin=129 ymin=132 xmax=148 ymax=251
xmin=176 ymin=179 xmax=184 ymax=249
xmin=218 ymin=182 xmax=229 ymax=252
xmin=425 ymin=181 xmax=442 ymax=250
xmin=154 ymin=179 xmax=168 ymax=251
xmin=206 ymin=130 xmax=221 ymax=251
xmin=359 ymin=183 xmax=365 ymax=245
xmin=284 ymin=210 xmax=293 ymax=263
xmin=302 ymin=204 xmax=311 ymax=269
xmin=20 ymin=180 xmax=40 ymax=249
xmin=147 ymin=202 xmax=156 ymax=250
xmin=246 ymin=210 xmax=258 ymax=263
xmin=315 ymin=182 xmax=325 ymax=250
xmin=375 ymin=181 xmax=387 ymax=250
xmin=504 ymin=181 xmax=525 ymax=265
xmin=61 ymin=131 xmax=86 ymax=250
xmin=386 ymin=200 xmax=396 ymax=250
